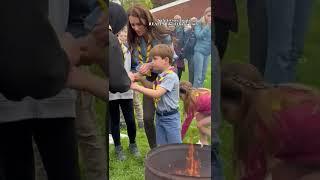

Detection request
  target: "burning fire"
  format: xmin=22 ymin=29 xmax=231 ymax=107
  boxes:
xmin=175 ymin=144 xmax=201 ymax=177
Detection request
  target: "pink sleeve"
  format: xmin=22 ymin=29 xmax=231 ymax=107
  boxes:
xmin=181 ymin=111 xmax=194 ymax=140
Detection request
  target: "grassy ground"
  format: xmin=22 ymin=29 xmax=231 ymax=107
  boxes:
xmin=220 ymin=1 xmax=320 ymax=180
xmin=94 ymin=1 xmax=320 ymax=179
xmin=108 ymin=60 xmax=211 ymax=180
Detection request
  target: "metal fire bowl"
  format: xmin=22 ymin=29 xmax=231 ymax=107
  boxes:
xmin=145 ymin=143 xmax=211 ymax=180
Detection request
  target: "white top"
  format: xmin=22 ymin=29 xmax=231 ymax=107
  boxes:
xmin=109 ymin=43 xmax=134 ymax=100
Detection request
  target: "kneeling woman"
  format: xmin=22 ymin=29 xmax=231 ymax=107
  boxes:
xmin=221 ymin=63 xmax=320 ymax=180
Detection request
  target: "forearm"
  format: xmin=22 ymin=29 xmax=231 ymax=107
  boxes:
xmin=139 ymin=78 xmax=153 ymax=88
xmin=85 ymin=74 xmax=107 ymax=100
xmin=134 ymin=85 xmax=159 ymax=98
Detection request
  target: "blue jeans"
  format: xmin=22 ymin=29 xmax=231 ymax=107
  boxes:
xmin=213 ymin=143 xmax=224 ymax=180
xmin=264 ymin=0 xmax=313 ymax=84
xmin=155 ymin=112 xmax=182 ymax=145
xmin=193 ymin=52 xmax=210 ymax=88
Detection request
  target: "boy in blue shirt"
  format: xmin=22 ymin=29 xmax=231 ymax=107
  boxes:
xmin=130 ymin=44 xmax=181 ymax=145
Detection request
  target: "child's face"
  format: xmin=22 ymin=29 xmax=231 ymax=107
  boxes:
xmin=118 ymin=31 xmax=127 ymax=44
xmin=152 ymin=56 xmax=169 ymax=71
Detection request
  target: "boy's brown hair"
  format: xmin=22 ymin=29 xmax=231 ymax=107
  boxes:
xmin=149 ymin=44 xmax=174 ymax=64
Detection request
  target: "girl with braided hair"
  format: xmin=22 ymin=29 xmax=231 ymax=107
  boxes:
xmin=179 ymin=81 xmax=211 ymax=145
xmin=221 ymin=63 xmax=320 ymax=180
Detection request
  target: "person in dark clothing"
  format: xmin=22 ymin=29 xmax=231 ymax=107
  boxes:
xmin=183 ymin=17 xmax=198 ymax=84
xmin=214 ymin=0 xmax=238 ymax=60
xmin=170 ymin=15 xmax=185 ymax=80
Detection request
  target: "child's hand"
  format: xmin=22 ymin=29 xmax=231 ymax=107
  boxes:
xmin=130 ymin=82 xmax=139 ymax=90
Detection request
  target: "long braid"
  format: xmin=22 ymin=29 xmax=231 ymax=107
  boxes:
xmin=231 ymin=73 xmax=270 ymax=90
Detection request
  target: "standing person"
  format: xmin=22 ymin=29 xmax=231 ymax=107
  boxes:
xmin=247 ymin=0 xmax=268 ymax=75
xmin=221 ymin=63 xmax=320 ymax=180
xmin=193 ymin=7 xmax=212 ymax=88
xmin=109 ymin=29 xmax=141 ymax=161
xmin=263 ymin=0 xmax=313 ymax=84
xmin=171 ymin=15 xmax=185 ymax=80
xmin=130 ymin=44 xmax=181 ymax=146
xmin=214 ymin=0 xmax=238 ymax=59
xmin=183 ymin=17 xmax=198 ymax=84
xmin=69 ymin=1 xmax=107 ymax=179
xmin=127 ymin=5 xmax=172 ymax=149
xmin=118 ymin=28 xmax=144 ymax=129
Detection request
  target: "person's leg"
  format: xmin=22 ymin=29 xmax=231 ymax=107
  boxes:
xmin=0 ymin=120 xmax=35 ymax=180
xmin=187 ymin=55 xmax=195 ymax=84
xmin=177 ymin=67 xmax=183 ymax=80
xmin=33 ymin=118 xmax=80 ymax=180
xmin=287 ymin=0 xmax=313 ymax=81
xmin=143 ymin=95 xmax=157 ymax=149
xmin=109 ymin=100 xmax=121 ymax=147
xmin=247 ymin=0 xmax=268 ymax=75
xmin=193 ymin=51 xmax=205 ymax=88
xmin=214 ymin=17 xmax=230 ymax=60
xmin=119 ymin=108 xmax=126 ymax=129
xmin=155 ymin=115 xmax=167 ymax=146
xmin=119 ymin=99 xmax=136 ymax=145
xmin=33 ymin=139 xmax=48 ymax=180
xmin=133 ymin=91 xmax=144 ymax=128
xmin=201 ymin=55 xmax=210 ymax=87
xmin=163 ymin=112 xmax=182 ymax=144
xmin=264 ymin=0 xmax=296 ymax=84
xmin=75 ymin=92 xmax=107 ymax=180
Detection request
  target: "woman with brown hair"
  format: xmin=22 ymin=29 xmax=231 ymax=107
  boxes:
xmin=127 ymin=5 xmax=172 ymax=149
xmin=221 ymin=63 xmax=320 ymax=180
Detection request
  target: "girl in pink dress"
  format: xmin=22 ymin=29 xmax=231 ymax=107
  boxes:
xmin=179 ymin=81 xmax=211 ymax=145
xmin=221 ymin=63 xmax=320 ymax=180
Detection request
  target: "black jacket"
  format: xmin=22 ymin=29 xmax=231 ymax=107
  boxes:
xmin=0 ymin=1 xmax=70 ymax=101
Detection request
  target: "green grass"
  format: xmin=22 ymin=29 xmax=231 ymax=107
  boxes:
xmin=219 ymin=1 xmax=320 ymax=180
xmin=109 ymin=60 xmax=211 ymax=180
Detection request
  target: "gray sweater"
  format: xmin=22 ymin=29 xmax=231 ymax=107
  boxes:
xmin=0 ymin=0 xmax=76 ymax=123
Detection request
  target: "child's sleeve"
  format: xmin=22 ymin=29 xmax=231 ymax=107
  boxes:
xmin=181 ymin=111 xmax=194 ymax=140
xmin=159 ymin=74 xmax=176 ymax=92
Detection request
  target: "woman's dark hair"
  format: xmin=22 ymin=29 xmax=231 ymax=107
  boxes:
xmin=127 ymin=5 xmax=170 ymax=50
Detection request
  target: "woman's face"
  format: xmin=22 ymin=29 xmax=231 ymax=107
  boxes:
xmin=129 ymin=16 xmax=147 ymax=37
xmin=205 ymin=12 xmax=211 ymax=24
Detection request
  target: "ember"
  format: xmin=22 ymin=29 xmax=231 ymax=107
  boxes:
xmin=175 ymin=144 xmax=201 ymax=177
xmin=145 ymin=144 xmax=211 ymax=180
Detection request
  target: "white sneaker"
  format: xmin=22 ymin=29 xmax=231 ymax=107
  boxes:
xmin=120 ymin=133 xmax=128 ymax=138
xmin=109 ymin=134 xmax=114 ymax=144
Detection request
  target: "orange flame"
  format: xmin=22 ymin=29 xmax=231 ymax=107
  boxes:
xmin=175 ymin=143 xmax=201 ymax=177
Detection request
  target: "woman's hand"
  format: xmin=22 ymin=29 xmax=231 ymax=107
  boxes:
xmin=130 ymin=82 xmax=139 ymax=90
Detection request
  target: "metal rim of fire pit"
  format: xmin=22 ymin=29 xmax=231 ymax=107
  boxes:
xmin=145 ymin=143 xmax=211 ymax=179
